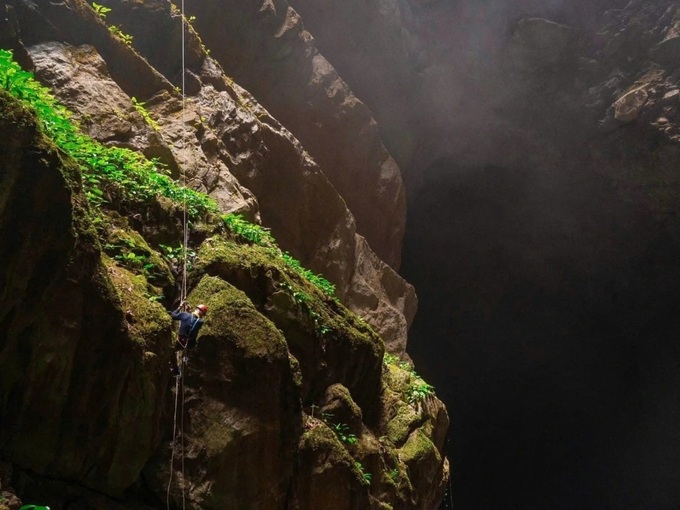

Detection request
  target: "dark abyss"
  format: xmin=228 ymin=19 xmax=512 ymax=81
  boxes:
xmin=401 ymin=158 xmax=680 ymax=509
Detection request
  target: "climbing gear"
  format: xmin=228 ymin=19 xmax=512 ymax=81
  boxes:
xmin=196 ymin=304 xmax=208 ymax=315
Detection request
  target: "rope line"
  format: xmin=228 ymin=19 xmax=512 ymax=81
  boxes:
xmin=180 ymin=354 xmax=187 ymax=510
xmin=179 ymin=3 xmax=188 ymax=508
xmin=180 ymin=0 xmax=188 ymax=305
xmin=166 ymin=373 xmax=180 ymax=510
xmin=167 ymin=2 xmax=190 ymax=508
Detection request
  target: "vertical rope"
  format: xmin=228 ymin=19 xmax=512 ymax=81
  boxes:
xmin=179 ymin=3 xmax=188 ymax=509
xmin=168 ymin=3 xmax=190 ymax=508
xmin=180 ymin=0 xmax=188 ymax=304
xmin=166 ymin=374 xmax=180 ymax=510
xmin=180 ymin=356 xmax=187 ymax=510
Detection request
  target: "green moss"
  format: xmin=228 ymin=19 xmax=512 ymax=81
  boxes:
xmin=104 ymin=254 xmax=170 ymax=349
xmin=198 ymin=235 xmax=383 ymax=353
xmin=399 ymin=430 xmax=437 ymax=465
xmin=189 ymin=275 xmax=288 ymax=360
xmin=300 ymin=423 xmax=353 ymax=468
xmin=385 ymin=402 xmax=421 ymax=446
xmin=103 ymin=223 xmax=173 ymax=291
xmin=202 ymin=419 xmax=237 ymax=457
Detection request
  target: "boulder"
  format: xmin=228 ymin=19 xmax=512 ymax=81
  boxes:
xmin=613 ymin=86 xmax=650 ymax=123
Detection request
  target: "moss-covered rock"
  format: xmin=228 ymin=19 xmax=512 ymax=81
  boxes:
xmin=289 ymin=423 xmax=371 ymax=510
xmin=0 ymin=90 xmax=169 ymax=496
xmin=196 ymin=235 xmax=385 ymax=420
xmin=146 ymin=275 xmax=302 ymax=509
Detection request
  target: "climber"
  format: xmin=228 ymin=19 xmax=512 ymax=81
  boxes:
xmin=169 ymin=300 xmax=207 ymax=376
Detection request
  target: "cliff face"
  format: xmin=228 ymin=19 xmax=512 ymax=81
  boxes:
xmin=0 ymin=0 xmax=446 ymax=509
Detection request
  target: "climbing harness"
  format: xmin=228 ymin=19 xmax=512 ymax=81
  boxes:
xmin=166 ymin=1 xmax=190 ymax=508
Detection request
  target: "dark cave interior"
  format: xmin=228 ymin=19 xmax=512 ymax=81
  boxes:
xmin=401 ymin=158 xmax=680 ymax=509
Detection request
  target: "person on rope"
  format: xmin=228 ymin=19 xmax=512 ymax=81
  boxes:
xmin=169 ymin=301 xmax=207 ymax=376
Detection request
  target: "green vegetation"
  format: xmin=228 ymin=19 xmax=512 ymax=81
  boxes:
xmin=91 ymin=2 xmax=133 ymax=46
xmin=406 ymin=379 xmax=435 ymax=404
xmin=131 ymin=97 xmax=161 ymax=131
xmin=389 ymin=468 xmax=399 ymax=482
xmin=159 ymin=243 xmax=197 ymax=273
xmin=91 ymin=1 xmax=110 ymax=18
xmin=383 ymin=353 xmax=436 ymax=404
xmin=354 ymin=461 xmax=372 ymax=485
xmin=0 ymin=49 xmax=217 ymax=219
xmin=223 ymin=213 xmax=276 ymax=247
xmin=330 ymin=422 xmax=358 ymax=445
xmin=107 ymin=25 xmax=134 ymax=46
xmin=223 ymin=214 xmax=337 ymax=298
xmin=319 ymin=412 xmax=358 ymax=445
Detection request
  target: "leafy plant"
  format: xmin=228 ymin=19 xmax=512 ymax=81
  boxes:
xmin=331 ymin=422 xmax=358 ymax=445
xmin=108 ymin=25 xmax=134 ymax=46
xmin=222 ymin=213 xmax=275 ymax=246
xmin=406 ymin=379 xmax=435 ymax=404
xmin=159 ymin=243 xmax=196 ymax=272
xmin=389 ymin=468 xmax=399 ymax=482
xmin=355 ymin=462 xmax=372 ymax=485
xmin=383 ymin=353 xmax=399 ymax=366
xmin=91 ymin=1 xmax=111 ymax=18
xmin=383 ymin=353 xmax=436 ymax=404
xmin=280 ymin=252 xmax=336 ymax=297
xmin=91 ymin=3 xmax=133 ymax=46
xmin=131 ymin=97 xmax=160 ymax=131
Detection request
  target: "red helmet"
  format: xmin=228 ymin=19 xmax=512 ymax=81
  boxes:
xmin=196 ymin=304 xmax=208 ymax=315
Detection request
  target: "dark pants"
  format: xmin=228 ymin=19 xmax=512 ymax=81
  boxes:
xmin=170 ymin=335 xmax=196 ymax=372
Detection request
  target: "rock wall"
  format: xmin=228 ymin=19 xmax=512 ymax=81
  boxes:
xmin=8 ymin=0 xmax=416 ymax=353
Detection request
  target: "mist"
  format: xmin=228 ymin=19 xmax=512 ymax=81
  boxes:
xmin=289 ymin=0 xmax=680 ymax=507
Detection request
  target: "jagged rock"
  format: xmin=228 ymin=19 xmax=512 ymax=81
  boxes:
xmin=27 ymin=41 xmax=259 ymax=218
xmin=287 ymin=0 xmax=420 ymax=176
xmin=613 ymin=86 xmax=650 ymax=122
xmin=347 ymin=235 xmax=417 ymax=354
xmin=290 ymin=424 xmax=371 ymax=510
xmin=144 ymin=275 xmax=301 ymax=509
xmin=195 ymin=236 xmax=385 ymax=418
xmin=180 ymin=0 xmax=407 ymax=269
xmin=651 ymin=9 xmax=680 ymax=65
xmin=1 ymin=1 xmax=449 ymax=508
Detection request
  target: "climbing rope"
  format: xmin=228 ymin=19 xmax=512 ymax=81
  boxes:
xmin=166 ymin=375 xmax=181 ymax=509
xmin=167 ymin=1 xmax=190 ymax=509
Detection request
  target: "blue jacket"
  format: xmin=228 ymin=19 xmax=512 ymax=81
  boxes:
xmin=171 ymin=309 xmax=204 ymax=340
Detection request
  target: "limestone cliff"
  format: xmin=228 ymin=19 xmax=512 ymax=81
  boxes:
xmin=0 ymin=0 xmax=447 ymax=509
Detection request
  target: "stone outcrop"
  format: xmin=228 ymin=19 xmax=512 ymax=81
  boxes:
xmin=174 ymin=0 xmax=407 ymax=269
